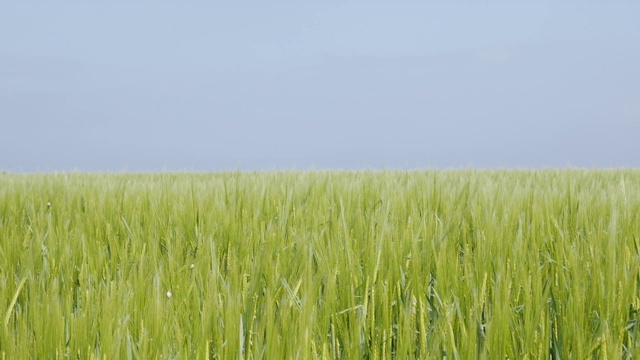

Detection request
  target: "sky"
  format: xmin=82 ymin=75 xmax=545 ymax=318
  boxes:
xmin=1 ymin=1 xmax=639 ymax=172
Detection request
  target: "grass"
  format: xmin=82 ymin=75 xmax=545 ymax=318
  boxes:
xmin=1 ymin=170 xmax=639 ymax=359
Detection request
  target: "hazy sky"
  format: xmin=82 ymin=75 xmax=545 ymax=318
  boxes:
xmin=1 ymin=1 xmax=639 ymax=171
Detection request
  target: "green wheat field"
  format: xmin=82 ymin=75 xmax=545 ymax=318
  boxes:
xmin=1 ymin=170 xmax=639 ymax=359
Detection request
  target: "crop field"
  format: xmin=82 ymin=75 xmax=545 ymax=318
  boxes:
xmin=1 ymin=170 xmax=640 ymax=359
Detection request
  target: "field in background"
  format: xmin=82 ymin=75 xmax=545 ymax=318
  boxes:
xmin=1 ymin=170 xmax=640 ymax=358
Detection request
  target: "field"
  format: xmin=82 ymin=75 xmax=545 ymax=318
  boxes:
xmin=1 ymin=170 xmax=639 ymax=359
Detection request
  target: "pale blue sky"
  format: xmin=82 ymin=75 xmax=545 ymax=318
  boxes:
xmin=1 ymin=1 xmax=639 ymax=171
